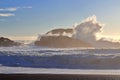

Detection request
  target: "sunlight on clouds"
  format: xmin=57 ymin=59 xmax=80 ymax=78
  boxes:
xmin=0 ymin=13 xmax=15 ymax=17
xmin=0 ymin=6 xmax=32 ymax=17
xmin=0 ymin=8 xmax=17 ymax=11
xmin=0 ymin=6 xmax=32 ymax=12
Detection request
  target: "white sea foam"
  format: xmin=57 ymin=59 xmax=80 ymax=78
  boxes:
xmin=36 ymin=15 xmax=120 ymax=48
xmin=1 ymin=66 xmax=120 ymax=75
xmin=72 ymin=15 xmax=120 ymax=48
xmin=0 ymin=46 xmax=120 ymax=69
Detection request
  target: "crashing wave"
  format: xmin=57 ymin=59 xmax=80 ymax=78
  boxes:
xmin=0 ymin=46 xmax=120 ymax=69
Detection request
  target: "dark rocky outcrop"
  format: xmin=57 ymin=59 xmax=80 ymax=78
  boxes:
xmin=35 ymin=36 xmax=92 ymax=48
xmin=46 ymin=28 xmax=73 ymax=35
xmin=0 ymin=37 xmax=21 ymax=47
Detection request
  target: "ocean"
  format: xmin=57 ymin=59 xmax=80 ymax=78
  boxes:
xmin=0 ymin=46 xmax=120 ymax=70
xmin=1 ymin=46 xmax=120 ymax=80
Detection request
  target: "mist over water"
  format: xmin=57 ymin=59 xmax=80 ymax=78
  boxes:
xmin=72 ymin=15 xmax=102 ymax=41
xmin=72 ymin=15 xmax=120 ymax=48
xmin=38 ymin=15 xmax=120 ymax=48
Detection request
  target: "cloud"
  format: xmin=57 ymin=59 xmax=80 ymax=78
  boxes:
xmin=0 ymin=6 xmax=32 ymax=17
xmin=0 ymin=8 xmax=17 ymax=11
xmin=0 ymin=6 xmax=32 ymax=12
xmin=0 ymin=13 xmax=15 ymax=17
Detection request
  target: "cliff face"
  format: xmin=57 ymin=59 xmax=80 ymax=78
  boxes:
xmin=0 ymin=37 xmax=21 ymax=47
xmin=35 ymin=36 xmax=92 ymax=48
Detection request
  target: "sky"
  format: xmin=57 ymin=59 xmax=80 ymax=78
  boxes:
xmin=0 ymin=0 xmax=120 ymax=40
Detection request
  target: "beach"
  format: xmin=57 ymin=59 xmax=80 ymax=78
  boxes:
xmin=1 ymin=74 xmax=120 ymax=80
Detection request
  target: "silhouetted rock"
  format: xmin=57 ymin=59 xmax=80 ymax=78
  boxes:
xmin=46 ymin=28 xmax=73 ymax=35
xmin=35 ymin=36 xmax=92 ymax=48
xmin=0 ymin=37 xmax=21 ymax=47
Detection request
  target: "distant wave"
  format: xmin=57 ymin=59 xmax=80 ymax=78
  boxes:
xmin=0 ymin=46 xmax=120 ymax=69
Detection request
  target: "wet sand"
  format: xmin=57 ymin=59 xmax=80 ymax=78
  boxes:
xmin=0 ymin=74 xmax=120 ymax=80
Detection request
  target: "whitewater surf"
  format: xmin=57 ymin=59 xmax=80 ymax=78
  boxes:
xmin=0 ymin=45 xmax=120 ymax=70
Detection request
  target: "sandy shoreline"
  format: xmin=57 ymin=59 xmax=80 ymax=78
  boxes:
xmin=0 ymin=74 xmax=120 ymax=80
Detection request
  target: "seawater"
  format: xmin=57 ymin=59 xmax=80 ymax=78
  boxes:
xmin=0 ymin=46 xmax=120 ymax=69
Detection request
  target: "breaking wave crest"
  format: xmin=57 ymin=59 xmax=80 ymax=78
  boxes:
xmin=0 ymin=46 xmax=120 ymax=69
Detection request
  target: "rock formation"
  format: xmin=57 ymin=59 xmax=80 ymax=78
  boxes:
xmin=0 ymin=37 xmax=21 ymax=47
xmin=46 ymin=28 xmax=73 ymax=35
xmin=35 ymin=36 xmax=92 ymax=48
